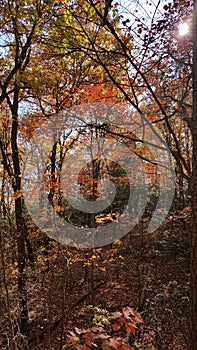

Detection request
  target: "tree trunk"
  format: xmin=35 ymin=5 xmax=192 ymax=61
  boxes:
xmin=15 ymin=197 xmax=28 ymax=333
xmin=191 ymin=2 xmax=197 ymax=348
xmin=11 ymin=88 xmax=28 ymax=334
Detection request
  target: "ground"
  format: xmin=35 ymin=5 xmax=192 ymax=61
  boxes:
xmin=0 ymin=208 xmax=191 ymax=349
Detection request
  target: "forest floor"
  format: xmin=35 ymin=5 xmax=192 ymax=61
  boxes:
xmin=1 ymin=207 xmax=191 ymax=349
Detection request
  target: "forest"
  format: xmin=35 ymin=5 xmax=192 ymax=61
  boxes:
xmin=0 ymin=0 xmax=196 ymax=349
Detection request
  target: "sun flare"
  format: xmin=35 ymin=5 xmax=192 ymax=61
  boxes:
xmin=178 ymin=22 xmax=189 ymax=36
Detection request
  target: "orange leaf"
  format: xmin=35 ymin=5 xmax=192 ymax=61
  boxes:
xmin=125 ymin=322 xmax=136 ymax=335
xmin=134 ymin=313 xmax=143 ymax=324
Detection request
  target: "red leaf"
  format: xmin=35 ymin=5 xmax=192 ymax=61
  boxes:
xmin=134 ymin=313 xmax=143 ymax=324
xmin=81 ymin=346 xmax=90 ymax=350
xmin=122 ymin=307 xmax=135 ymax=319
xmin=125 ymin=322 xmax=136 ymax=335
xmin=109 ymin=336 xmax=122 ymax=348
xmin=83 ymin=330 xmax=95 ymax=346
xmin=112 ymin=322 xmax=122 ymax=331
xmin=67 ymin=333 xmax=80 ymax=347
xmin=111 ymin=311 xmax=122 ymax=319
xmin=113 ymin=316 xmax=125 ymax=331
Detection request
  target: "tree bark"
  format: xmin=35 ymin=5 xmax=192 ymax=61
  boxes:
xmin=11 ymin=87 xmax=28 ymax=334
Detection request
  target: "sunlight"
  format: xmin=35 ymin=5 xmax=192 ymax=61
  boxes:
xmin=178 ymin=22 xmax=189 ymax=36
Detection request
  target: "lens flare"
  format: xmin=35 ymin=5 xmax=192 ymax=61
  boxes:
xmin=178 ymin=22 xmax=189 ymax=36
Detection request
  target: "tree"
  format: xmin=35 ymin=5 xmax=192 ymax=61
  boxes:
xmin=0 ymin=0 xmax=194 ymax=346
xmin=191 ymin=0 xmax=197 ymax=348
xmin=50 ymin=0 xmax=196 ymax=347
xmin=0 ymin=0 xmax=58 ymax=335
xmin=52 ymin=0 xmax=191 ymax=188
xmin=0 ymin=1 xmax=130 ymax=339
xmin=0 ymin=1 xmax=39 ymax=333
